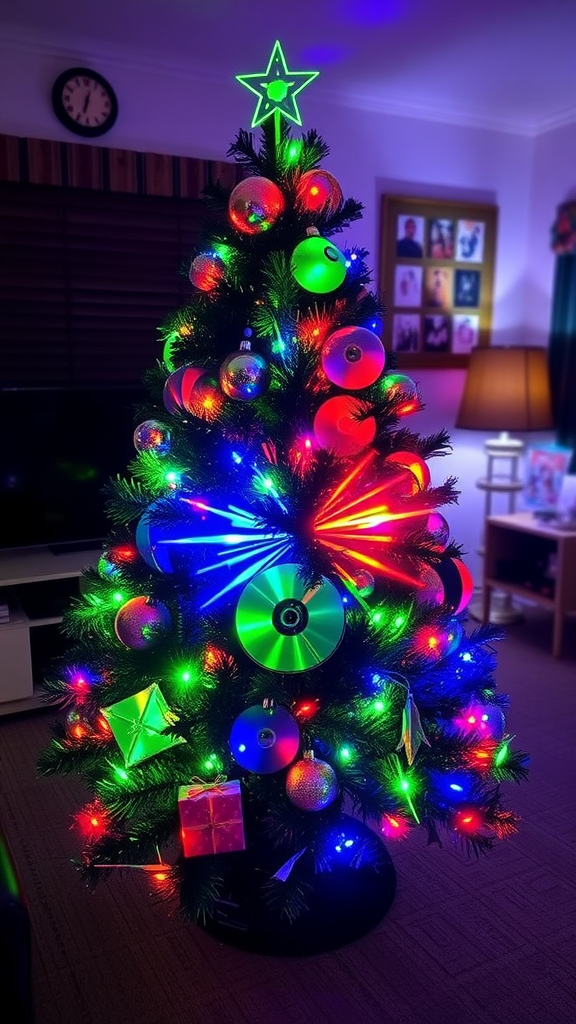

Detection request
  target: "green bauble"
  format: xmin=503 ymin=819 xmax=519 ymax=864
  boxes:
xmin=291 ymin=234 xmax=347 ymax=294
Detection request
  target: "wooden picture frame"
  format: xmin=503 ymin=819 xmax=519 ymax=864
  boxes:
xmin=379 ymin=195 xmax=498 ymax=368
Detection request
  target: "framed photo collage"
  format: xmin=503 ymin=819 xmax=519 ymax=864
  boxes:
xmin=379 ymin=196 xmax=498 ymax=368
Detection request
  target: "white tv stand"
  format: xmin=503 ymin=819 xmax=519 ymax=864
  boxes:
xmin=0 ymin=545 xmax=100 ymax=715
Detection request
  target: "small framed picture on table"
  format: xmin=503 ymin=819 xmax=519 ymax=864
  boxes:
xmin=522 ymin=445 xmax=573 ymax=513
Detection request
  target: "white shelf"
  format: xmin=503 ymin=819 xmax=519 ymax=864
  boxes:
xmin=0 ymin=545 xmax=100 ymax=714
xmin=0 ymin=545 xmax=100 ymax=587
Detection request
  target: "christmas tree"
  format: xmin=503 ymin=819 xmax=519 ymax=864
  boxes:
xmin=39 ymin=42 xmax=528 ymax=955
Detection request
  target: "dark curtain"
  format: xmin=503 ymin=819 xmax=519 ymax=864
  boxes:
xmin=549 ymin=251 xmax=576 ymax=472
xmin=545 ymin=193 xmax=573 ymax=473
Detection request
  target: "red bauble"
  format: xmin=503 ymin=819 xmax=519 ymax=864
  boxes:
xmin=295 ymin=168 xmax=343 ymax=215
xmin=385 ymin=450 xmax=431 ymax=490
xmin=313 ymin=395 xmax=376 ymax=456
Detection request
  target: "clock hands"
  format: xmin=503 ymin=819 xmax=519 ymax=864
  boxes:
xmin=83 ymin=90 xmax=91 ymax=114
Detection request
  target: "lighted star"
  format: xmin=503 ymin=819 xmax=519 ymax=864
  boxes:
xmin=236 ymin=40 xmax=319 ymax=128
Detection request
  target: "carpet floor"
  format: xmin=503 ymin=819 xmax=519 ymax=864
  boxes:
xmin=1 ymin=604 xmax=575 ymax=1024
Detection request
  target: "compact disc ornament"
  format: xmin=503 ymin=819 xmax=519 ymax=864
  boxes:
xmin=163 ymin=365 xmax=207 ymax=415
xmin=229 ymin=703 xmax=300 ymax=774
xmin=313 ymin=395 xmax=376 ymax=457
xmin=286 ymin=751 xmax=339 ymax=811
xmin=321 ymin=326 xmax=385 ymax=390
xmin=436 ymin=557 xmax=474 ymax=614
xmin=228 ymin=176 xmax=285 ymax=234
xmin=235 ymin=563 xmax=345 ymax=673
xmin=426 ymin=511 xmax=450 ymax=551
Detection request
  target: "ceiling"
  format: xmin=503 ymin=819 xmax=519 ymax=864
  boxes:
xmin=2 ymin=0 xmax=576 ymax=134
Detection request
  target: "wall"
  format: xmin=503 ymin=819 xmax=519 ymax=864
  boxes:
xmin=0 ymin=37 xmax=558 ymax=582
xmin=525 ymin=119 xmax=576 ymax=347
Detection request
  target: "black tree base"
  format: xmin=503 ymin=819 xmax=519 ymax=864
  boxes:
xmin=197 ymin=814 xmax=397 ymax=956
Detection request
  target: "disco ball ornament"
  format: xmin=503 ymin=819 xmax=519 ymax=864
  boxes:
xmin=291 ymin=230 xmax=347 ymax=294
xmin=133 ymin=419 xmax=172 ymax=455
xmin=350 ymin=569 xmax=375 ymax=597
xmin=228 ymin=176 xmax=285 ymax=234
xmin=286 ymin=751 xmax=339 ymax=812
xmin=381 ymin=373 xmax=421 ymax=416
xmin=189 ymin=251 xmax=226 ymax=292
xmin=66 ymin=708 xmax=93 ymax=741
xmin=219 ymin=330 xmax=270 ymax=401
xmin=98 ymin=545 xmax=138 ymax=579
xmin=295 ymin=168 xmax=343 ymax=215
xmin=114 ymin=596 xmax=171 ymax=650
xmin=313 ymin=394 xmax=376 ymax=456
xmin=426 ymin=511 xmax=450 ymax=551
xmin=321 ymin=326 xmax=385 ymax=390
xmin=414 ymin=565 xmax=444 ymax=607
xmin=163 ymin=364 xmax=207 ymax=415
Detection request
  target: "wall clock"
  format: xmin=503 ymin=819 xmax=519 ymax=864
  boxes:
xmin=51 ymin=67 xmax=118 ymax=138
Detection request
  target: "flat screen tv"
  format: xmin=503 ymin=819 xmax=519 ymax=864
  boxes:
xmin=0 ymin=386 xmax=147 ymax=552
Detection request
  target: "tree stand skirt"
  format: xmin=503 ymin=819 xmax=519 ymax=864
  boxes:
xmin=197 ymin=814 xmax=397 ymax=956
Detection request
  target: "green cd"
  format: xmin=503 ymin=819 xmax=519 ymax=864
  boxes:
xmin=235 ymin=562 xmax=345 ymax=673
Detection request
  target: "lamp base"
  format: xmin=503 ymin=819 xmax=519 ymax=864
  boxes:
xmin=468 ymin=592 xmax=524 ymax=625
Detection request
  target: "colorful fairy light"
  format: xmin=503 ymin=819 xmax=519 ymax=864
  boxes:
xmin=72 ymin=799 xmax=112 ymax=842
xmin=452 ymin=808 xmax=484 ymax=834
xmin=381 ymin=813 xmax=411 ymax=841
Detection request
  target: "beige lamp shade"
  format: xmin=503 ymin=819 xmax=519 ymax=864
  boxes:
xmin=455 ymin=346 xmax=554 ymax=432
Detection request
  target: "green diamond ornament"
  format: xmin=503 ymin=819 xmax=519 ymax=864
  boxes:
xmin=101 ymin=683 xmax=185 ymax=767
xmin=236 ymin=40 xmax=319 ymax=129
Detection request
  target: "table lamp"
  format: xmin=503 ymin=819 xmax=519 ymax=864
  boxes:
xmin=455 ymin=345 xmax=554 ymax=623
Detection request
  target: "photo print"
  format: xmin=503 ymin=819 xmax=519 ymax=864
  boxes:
xmin=392 ymin=313 xmax=420 ymax=353
xmin=427 ymin=218 xmax=454 ymax=259
xmin=454 ymin=269 xmax=481 ymax=307
xmin=423 ymin=314 xmax=451 ymax=352
xmin=452 ymin=313 xmax=479 ymax=353
xmin=396 ymin=214 xmax=425 ymax=258
xmin=424 ymin=267 xmax=453 ymax=309
xmin=456 ymin=220 xmax=485 ymax=262
xmin=394 ymin=264 xmax=423 ymax=306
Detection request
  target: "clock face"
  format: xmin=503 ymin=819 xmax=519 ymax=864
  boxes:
xmin=52 ymin=68 xmax=118 ymax=138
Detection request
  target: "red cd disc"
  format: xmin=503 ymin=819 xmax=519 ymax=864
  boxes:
xmin=313 ymin=395 xmax=376 ymax=456
xmin=321 ymin=326 xmax=385 ymax=389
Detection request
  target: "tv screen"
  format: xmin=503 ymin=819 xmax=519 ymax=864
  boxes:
xmin=1 ymin=386 xmax=147 ymax=552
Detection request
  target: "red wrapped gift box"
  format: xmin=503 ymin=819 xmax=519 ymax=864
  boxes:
xmin=178 ymin=779 xmax=245 ymax=858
